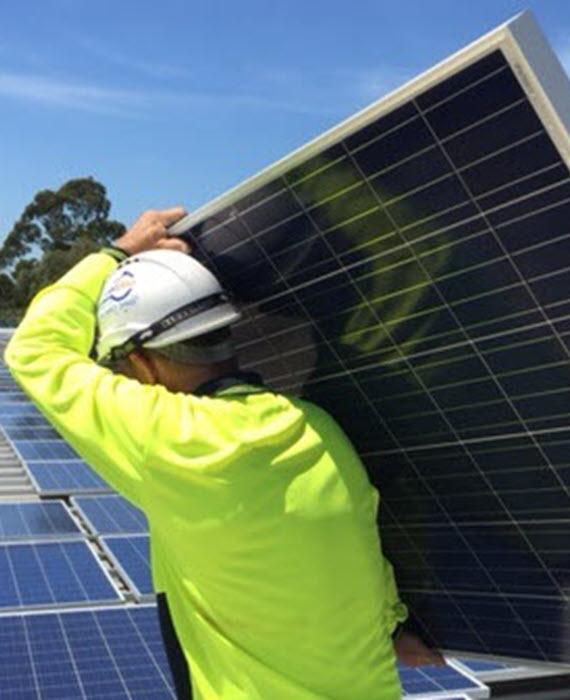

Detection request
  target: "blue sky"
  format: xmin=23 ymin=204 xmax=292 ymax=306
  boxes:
xmin=1 ymin=0 xmax=569 ymax=242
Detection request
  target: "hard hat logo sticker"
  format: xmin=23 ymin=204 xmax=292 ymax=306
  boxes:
xmin=106 ymin=271 xmax=136 ymax=302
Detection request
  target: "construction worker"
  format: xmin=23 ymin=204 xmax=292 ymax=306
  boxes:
xmin=4 ymin=207 xmax=444 ymax=700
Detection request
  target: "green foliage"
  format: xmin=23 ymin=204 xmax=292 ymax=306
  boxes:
xmin=0 ymin=177 xmax=126 ymax=310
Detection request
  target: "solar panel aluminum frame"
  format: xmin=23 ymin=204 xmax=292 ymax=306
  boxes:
xmin=0 ymin=538 xmax=125 ymax=613
xmin=99 ymin=534 xmax=153 ymax=602
xmin=167 ymin=11 xmax=570 ymax=239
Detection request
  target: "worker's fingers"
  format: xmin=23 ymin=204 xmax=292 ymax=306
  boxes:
xmin=157 ymin=206 xmax=188 ymax=227
xmin=155 ymin=237 xmax=191 ymax=254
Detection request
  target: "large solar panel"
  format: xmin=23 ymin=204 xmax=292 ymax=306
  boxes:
xmin=0 ymin=540 xmax=120 ymax=610
xmin=26 ymin=461 xmax=113 ymax=495
xmin=165 ymin=11 xmax=570 ymax=664
xmin=101 ymin=535 xmax=153 ymax=599
xmin=0 ymin=501 xmax=82 ymax=541
xmin=72 ymin=495 xmax=148 ymax=534
xmin=0 ymin=605 xmax=176 ymax=698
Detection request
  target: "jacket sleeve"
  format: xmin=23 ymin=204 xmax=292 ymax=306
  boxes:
xmin=3 ymin=251 xmax=165 ymax=510
xmin=382 ymin=555 xmax=409 ymax=635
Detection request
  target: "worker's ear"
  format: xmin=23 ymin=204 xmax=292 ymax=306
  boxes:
xmin=128 ymin=350 xmax=160 ymax=385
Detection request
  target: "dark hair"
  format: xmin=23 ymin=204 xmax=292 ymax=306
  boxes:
xmin=145 ymin=326 xmax=235 ymax=364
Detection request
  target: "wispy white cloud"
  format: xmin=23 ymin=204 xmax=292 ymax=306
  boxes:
xmin=0 ymin=71 xmax=144 ymax=116
xmin=72 ymin=35 xmax=191 ymax=81
xmin=253 ymin=63 xmax=412 ymax=111
xmin=344 ymin=66 xmax=413 ymax=102
xmin=0 ymin=69 xmax=333 ymax=119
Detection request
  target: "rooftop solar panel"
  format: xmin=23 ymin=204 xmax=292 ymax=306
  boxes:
xmin=0 ymin=415 xmax=51 ymax=428
xmin=0 ymin=540 xmax=120 ymax=610
xmin=4 ymin=426 xmax=63 ymax=441
xmin=0 ymin=605 xmax=175 ymax=698
xmin=101 ymin=535 xmax=153 ymax=599
xmin=164 ymin=11 xmax=570 ymax=664
xmin=0 ymin=403 xmax=40 ymax=419
xmin=398 ymin=659 xmax=488 ymax=697
xmin=26 ymin=461 xmax=113 ymax=495
xmin=0 ymin=391 xmax=29 ymax=402
xmin=72 ymin=495 xmax=148 ymax=534
xmin=12 ymin=440 xmax=80 ymax=461
xmin=0 ymin=501 xmax=82 ymax=541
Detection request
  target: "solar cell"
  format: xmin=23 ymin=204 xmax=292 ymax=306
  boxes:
xmin=164 ymin=11 xmax=570 ymax=664
xmin=26 ymin=461 xmax=113 ymax=495
xmin=0 ymin=501 xmax=82 ymax=541
xmin=72 ymin=494 xmax=148 ymax=534
xmin=0 ymin=605 xmax=176 ymax=698
xmin=101 ymin=535 xmax=153 ymax=599
xmin=0 ymin=540 xmax=120 ymax=610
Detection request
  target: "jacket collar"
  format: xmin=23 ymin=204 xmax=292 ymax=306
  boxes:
xmin=193 ymin=370 xmax=265 ymax=397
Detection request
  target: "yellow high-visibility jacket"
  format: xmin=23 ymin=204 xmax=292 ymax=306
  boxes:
xmin=4 ymin=251 xmax=408 ymax=700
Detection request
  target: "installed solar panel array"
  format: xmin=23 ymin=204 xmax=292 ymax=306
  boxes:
xmin=0 ymin=364 xmax=178 ymax=697
xmin=167 ymin=11 xmax=570 ymax=668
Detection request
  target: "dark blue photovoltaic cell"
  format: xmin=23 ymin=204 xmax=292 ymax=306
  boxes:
xmin=73 ymin=495 xmax=148 ymax=534
xmin=398 ymin=662 xmax=482 ymax=696
xmin=0 ymin=540 xmax=119 ymax=609
xmin=0 ymin=501 xmax=81 ymax=540
xmin=0 ymin=606 xmax=176 ymax=698
xmin=13 ymin=440 xmax=80 ymax=461
xmin=102 ymin=535 xmax=153 ymax=597
xmin=27 ymin=461 xmax=112 ymax=494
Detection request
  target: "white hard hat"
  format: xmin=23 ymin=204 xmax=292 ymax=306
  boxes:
xmin=95 ymin=249 xmax=241 ymax=364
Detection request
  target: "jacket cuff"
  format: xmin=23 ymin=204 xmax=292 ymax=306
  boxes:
xmin=100 ymin=245 xmax=130 ymax=263
xmin=386 ymin=600 xmax=409 ymax=636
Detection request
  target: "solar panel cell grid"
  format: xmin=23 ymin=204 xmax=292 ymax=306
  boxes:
xmin=101 ymin=535 xmax=152 ymax=599
xmin=4 ymin=426 xmax=63 ymax=441
xmin=12 ymin=440 xmax=80 ymax=461
xmin=0 ymin=502 xmax=82 ymax=541
xmin=398 ymin=661 xmax=486 ymax=697
xmin=0 ymin=606 xmax=176 ymax=699
xmin=26 ymin=462 xmax=112 ymax=495
xmin=0 ymin=541 xmax=120 ymax=610
xmin=72 ymin=495 xmax=148 ymax=534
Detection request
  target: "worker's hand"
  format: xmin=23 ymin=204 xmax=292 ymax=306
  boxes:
xmin=113 ymin=207 xmax=191 ymax=256
xmin=393 ymin=630 xmax=446 ymax=667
